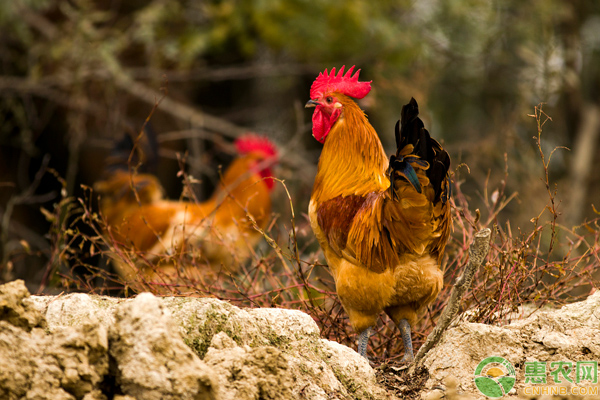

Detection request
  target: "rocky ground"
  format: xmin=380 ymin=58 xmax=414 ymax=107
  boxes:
xmin=1 ymin=279 xmax=599 ymax=399
xmin=419 ymin=289 xmax=600 ymax=400
xmin=0 ymin=280 xmax=389 ymax=400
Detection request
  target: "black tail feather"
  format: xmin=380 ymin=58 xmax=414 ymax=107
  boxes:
xmin=393 ymin=98 xmax=451 ymax=204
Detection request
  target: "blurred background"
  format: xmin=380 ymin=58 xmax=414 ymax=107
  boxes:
xmin=1 ymin=0 xmax=599 ymax=293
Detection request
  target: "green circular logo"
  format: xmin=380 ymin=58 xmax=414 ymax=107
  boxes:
xmin=474 ymin=356 xmax=516 ymax=398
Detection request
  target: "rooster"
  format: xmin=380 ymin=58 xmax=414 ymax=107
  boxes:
xmin=305 ymin=66 xmax=451 ymax=361
xmin=94 ymin=132 xmax=278 ymax=286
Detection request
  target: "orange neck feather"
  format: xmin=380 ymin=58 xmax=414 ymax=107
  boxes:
xmin=212 ymin=156 xmax=268 ymax=202
xmin=311 ymin=95 xmax=389 ymax=204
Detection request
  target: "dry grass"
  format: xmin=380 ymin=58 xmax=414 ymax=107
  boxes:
xmin=32 ymin=103 xmax=600 ymax=364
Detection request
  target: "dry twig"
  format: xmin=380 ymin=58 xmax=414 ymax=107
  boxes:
xmin=411 ymin=228 xmax=492 ymax=369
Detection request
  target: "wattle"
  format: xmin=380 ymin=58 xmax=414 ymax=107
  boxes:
xmin=260 ymin=167 xmax=275 ymax=190
xmin=312 ymin=107 xmax=339 ymax=143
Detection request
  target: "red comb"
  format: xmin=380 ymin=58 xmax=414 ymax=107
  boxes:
xmin=310 ymin=65 xmax=372 ymax=100
xmin=235 ymin=134 xmax=278 ymax=159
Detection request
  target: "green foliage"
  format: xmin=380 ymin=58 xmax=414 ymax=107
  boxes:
xmin=0 ymin=0 xmax=50 ymax=40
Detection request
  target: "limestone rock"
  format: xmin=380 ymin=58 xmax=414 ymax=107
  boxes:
xmin=0 ymin=280 xmax=108 ymax=400
xmin=0 ymin=279 xmax=46 ymax=331
xmin=46 ymin=293 xmax=120 ymax=329
xmin=108 ymin=293 xmax=216 ymax=400
xmin=422 ymin=290 xmax=600 ymax=398
xmin=31 ymin=291 xmax=392 ymax=399
xmin=203 ymin=335 xmax=294 ymax=400
xmin=8 ymin=279 xmax=600 ymax=399
xmin=159 ymin=296 xmax=390 ymax=400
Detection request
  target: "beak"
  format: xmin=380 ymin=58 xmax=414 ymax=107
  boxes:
xmin=305 ymin=99 xmax=319 ymax=108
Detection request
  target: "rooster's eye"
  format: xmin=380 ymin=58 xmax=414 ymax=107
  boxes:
xmin=326 ymin=97 xmax=333 ymax=103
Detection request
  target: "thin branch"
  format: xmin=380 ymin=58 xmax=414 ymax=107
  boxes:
xmin=411 ymin=228 xmax=492 ymax=369
xmin=113 ymin=73 xmax=246 ymax=139
xmin=0 ymin=76 xmax=110 ymax=121
xmin=111 ymin=73 xmax=315 ymax=174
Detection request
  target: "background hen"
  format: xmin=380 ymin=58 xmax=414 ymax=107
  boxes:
xmin=94 ymin=130 xmax=278 ymax=290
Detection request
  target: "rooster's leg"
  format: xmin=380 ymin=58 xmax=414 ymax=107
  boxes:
xmin=399 ymin=319 xmax=414 ymax=362
xmin=357 ymin=327 xmax=372 ymax=359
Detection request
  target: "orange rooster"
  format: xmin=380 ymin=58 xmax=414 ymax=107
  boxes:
xmin=94 ymin=132 xmax=278 ymax=286
xmin=305 ymin=66 xmax=451 ymax=361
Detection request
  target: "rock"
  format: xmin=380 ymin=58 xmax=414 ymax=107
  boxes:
xmin=32 ymin=292 xmax=391 ymax=400
xmin=422 ymin=290 xmax=600 ymax=398
xmin=0 ymin=280 xmax=108 ymax=400
xmin=46 ymin=293 xmax=120 ymax=329
xmin=10 ymin=279 xmax=600 ymax=399
xmin=108 ymin=293 xmax=216 ymax=400
xmin=421 ymin=388 xmax=444 ymax=400
xmin=204 ymin=339 xmax=294 ymax=400
xmin=0 ymin=279 xmax=46 ymax=331
xmin=157 ymin=296 xmax=390 ymax=400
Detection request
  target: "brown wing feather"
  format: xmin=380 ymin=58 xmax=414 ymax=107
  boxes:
xmin=348 ymin=192 xmax=398 ymax=273
xmin=317 ymin=195 xmax=366 ymax=257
